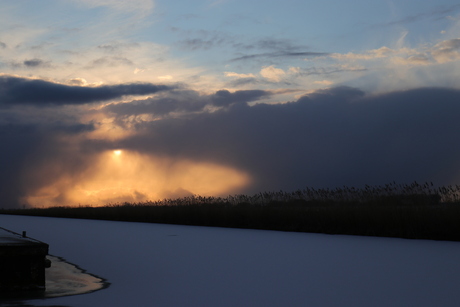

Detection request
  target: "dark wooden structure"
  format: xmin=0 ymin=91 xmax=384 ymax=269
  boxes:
xmin=0 ymin=227 xmax=49 ymax=295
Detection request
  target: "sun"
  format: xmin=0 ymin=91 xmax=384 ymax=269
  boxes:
xmin=113 ymin=150 xmax=122 ymax=156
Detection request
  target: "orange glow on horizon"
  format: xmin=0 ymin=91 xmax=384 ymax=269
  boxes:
xmin=23 ymin=150 xmax=251 ymax=207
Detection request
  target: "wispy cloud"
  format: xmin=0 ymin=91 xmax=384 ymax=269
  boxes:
xmin=103 ymin=89 xmax=271 ymax=117
xmin=224 ymin=72 xmax=256 ymax=79
xmin=173 ymin=29 xmax=231 ymax=51
xmin=391 ymin=55 xmax=431 ymax=66
xmin=290 ymin=64 xmax=367 ymax=76
xmin=207 ymin=0 xmax=230 ymax=8
xmin=374 ymin=4 xmax=460 ymax=27
xmin=174 ymin=32 xmax=328 ymax=64
xmin=86 ymin=56 xmax=134 ymax=69
xmin=177 ymin=37 xmax=224 ymax=51
xmin=70 ymin=0 xmax=155 ymax=17
xmin=431 ymin=38 xmax=460 ymax=63
xmin=331 ymin=47 xmax=398 ymax=60
xmin=230 ymin=51 xmax=328 ymax=62
xmin=329 ymin=38 xmax=460 ymax=66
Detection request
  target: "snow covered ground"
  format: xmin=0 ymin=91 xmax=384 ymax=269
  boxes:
xmin=1 ymin=214 xmax=460 ymax=307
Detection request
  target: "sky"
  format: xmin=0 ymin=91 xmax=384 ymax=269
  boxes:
xmin=1 ymin=0 xmax=460 ymax=208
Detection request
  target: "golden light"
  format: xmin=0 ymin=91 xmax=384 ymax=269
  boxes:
xmin=22 ymin=150 xmax=252 ymax=207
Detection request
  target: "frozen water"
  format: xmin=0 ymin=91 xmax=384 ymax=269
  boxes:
xmin=1 ymin=214 xmax=460 ymax=307
xmin=45 ymin=255 xmax=107 ymax=298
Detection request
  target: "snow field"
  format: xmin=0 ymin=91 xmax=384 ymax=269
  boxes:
xmin=1 ymin=215 xmax=460 ymax=307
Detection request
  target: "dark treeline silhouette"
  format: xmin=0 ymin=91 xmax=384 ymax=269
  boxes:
xmin=2 ymin=182 xmax=460 ymax=241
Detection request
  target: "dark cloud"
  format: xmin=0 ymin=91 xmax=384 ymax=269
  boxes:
xmin=292 ymin=66 xmax=367 ymax=76
xmin=175 ymin=30 xmax=229 ymax=51
xmin=97 ymin=44 xmax=119 ymax=52
xmin=0 ymin=125 xmax=44 ymax=208
xmin=97 ymin=42 xmax=138 ymax=53
xmin=173 ymin=29 xmax=327 ymax=63
xmin=255 ymin=38 xmax=297 ymax=50
xmin=230 ymin=51 xmax=329 ymax=62
xmin=23 ymin=58 xmax=50 ymax=68
xmin=0 ymin=42 xmax=6 ymax=49
xmin=118 ymin=86 xmax=460 ymax=194
xmin=3 ymin=84 xmax=460 ymax=208
xmin=103 ymin=89 xmax=271 ymax=116
xmin=0 ymin=76 xmax=176 ymax=106
xmin=0 ymin=122 xmax=95 ymax=208
xmin=231 ymin=38 xmax=328 ymax=61
xmin=233 ymin=38 xmax=305 ymax=51
xmin=178 ymin=38 xmax=219 ymax=51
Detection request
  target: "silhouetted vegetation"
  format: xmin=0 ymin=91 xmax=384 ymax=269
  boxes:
xmin=2 ymin=182 xmax=460 ymax=241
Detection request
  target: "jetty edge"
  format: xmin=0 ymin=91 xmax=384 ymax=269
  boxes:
xmin=0 ymin=227 xmax=50 ymax=296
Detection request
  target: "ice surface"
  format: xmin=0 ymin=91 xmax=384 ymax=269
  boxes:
xmin=45 ymin=255 xmax=107 ymax=298
xmin=1 ymin=214 xmax=460 ymax=307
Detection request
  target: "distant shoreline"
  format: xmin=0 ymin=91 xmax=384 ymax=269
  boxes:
xmin=2 ymin=182 xmax=460 ymax=242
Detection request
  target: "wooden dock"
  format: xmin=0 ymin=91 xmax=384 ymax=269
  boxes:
xmin=0 ymin=227 xmax=49 ymax=295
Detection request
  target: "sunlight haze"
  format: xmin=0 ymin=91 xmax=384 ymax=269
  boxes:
xmin=1 ymin=0 xmax=460 ymax=207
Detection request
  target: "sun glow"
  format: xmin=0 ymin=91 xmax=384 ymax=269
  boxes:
xmin=23 ymin=150 xmax=251 ymax=207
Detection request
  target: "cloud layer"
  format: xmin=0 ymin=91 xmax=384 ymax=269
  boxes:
xmin=0 ymin=76 xmax=175 ymax=106
xmin=1 ymin=2 xmax=460 ymax=208
xmin=2 ymin=82 xmax=460 ymax=208
xmin=115 ymin=86 xmax=460 ymax=193
xmin=103 ymin=89 xmax=271 ymax=116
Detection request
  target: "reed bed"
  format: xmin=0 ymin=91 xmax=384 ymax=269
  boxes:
xmin=2 ymin=182 xmax=460 ymax=241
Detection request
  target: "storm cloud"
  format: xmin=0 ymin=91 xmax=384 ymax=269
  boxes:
xmin=117 ymin=86 xmax=460 ymax=193
xmin=0 ymin=76 xmax=176 ymax=106
xmin=0 ymin=122 xmax=95 ymax=208
xmin=2 ymin=83 xmax=460 ymax=208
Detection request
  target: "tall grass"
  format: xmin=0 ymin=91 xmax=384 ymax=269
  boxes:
xmin=2 ymin=182 xmax=460 ymax=241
